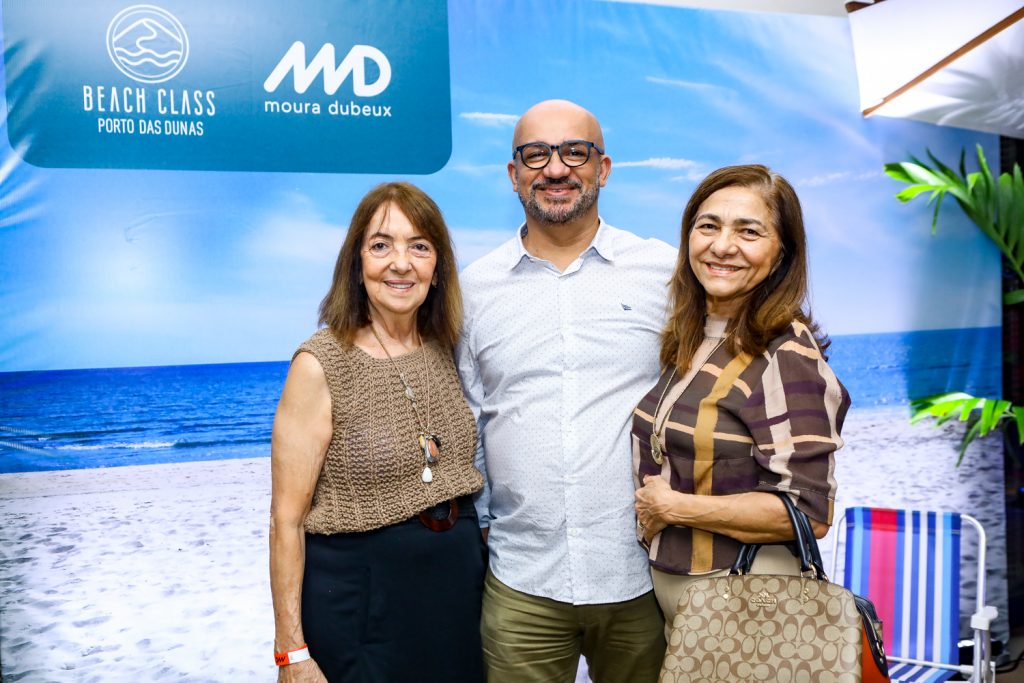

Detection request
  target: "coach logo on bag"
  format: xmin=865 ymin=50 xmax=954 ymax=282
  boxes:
xmin=748 ymin=590 xmax=778 ymax=609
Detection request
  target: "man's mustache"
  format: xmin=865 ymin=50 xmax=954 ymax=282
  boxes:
xmin=531 ymin=178 xmax=583 ymax=191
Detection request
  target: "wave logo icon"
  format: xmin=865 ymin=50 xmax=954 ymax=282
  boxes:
xmin=106 ymin=5 xmax=189 ymax=84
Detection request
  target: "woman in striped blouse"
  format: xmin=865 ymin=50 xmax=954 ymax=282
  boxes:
xmin=632 ymin=164 xmax=851 ymax=625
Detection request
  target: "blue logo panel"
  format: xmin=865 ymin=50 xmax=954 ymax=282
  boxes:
xmin=2 ymin=0 xmax=452 ymax=173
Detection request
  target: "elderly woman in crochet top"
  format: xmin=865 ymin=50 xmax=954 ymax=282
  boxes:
xmin=269 ymin=182 xmax=484 ymax=683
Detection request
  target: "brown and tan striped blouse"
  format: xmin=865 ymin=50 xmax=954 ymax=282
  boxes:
xmin=631 ymin=316 xmax=851 ymax=575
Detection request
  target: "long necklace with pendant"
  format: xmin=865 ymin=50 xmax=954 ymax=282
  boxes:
xmin=650 ymin=336 xmax=727 ymax=465
xmin=371 ymin=324 xmax=439 ymax=484
xmin=649 ymin=367 xmax=677 ymax=465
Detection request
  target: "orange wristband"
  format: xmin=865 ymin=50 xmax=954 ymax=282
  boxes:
xmin=274 ymin=645 xmax=310 ymax=666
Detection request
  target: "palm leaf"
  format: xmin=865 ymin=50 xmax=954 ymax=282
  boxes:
xmin=1013 ymin=407 xmax=1024 ymax=445
xmin=884 ymin=162 xmax=918 ymax=184
xmin=1006 ymin=165 xmax=1024 ymax=257
xmin=909 ymin=391 xmax=972 ymax=422
xmin=927 ymin=149 xmax=960 ymax=179
xmin=894 ymin=184 xmax=939 ymax=202
xmin=887 ymin=145 xmax=1024 ymax=286
xmin=957 ymin=420 xmax=983 ymax=466
xmin=979 ymin=399 xmax=1010 ymax=438
xmin=909 ymin=392 xmax=1022 ymax=465
xmin=958 ymin=396 xmax=982 ymax=420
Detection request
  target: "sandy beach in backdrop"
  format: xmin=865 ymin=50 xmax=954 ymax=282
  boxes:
xmin=0 ymin=458 xmax=273 ymax=682
xmin=0 ymin=407 xmax=1009 ymax=682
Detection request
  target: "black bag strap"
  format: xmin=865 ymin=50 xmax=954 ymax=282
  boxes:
xmin=729 ymin=492 xmax=825 ymax=579
xmin=786 ymin=493 xmax=827 ymax=576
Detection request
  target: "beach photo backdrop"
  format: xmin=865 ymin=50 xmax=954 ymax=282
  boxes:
xmin=0 ymin=1 xmax=1007 ymax=680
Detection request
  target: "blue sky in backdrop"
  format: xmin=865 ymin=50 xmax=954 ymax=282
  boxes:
xmin=0 ymin=1 xmax=1001 ymax=371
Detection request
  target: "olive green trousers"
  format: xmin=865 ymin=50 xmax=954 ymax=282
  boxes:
xmin=481 ymin=570 xmax=665 ymax=683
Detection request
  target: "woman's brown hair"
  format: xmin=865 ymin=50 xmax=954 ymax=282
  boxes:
xmin=318 ymin=182 xmax=463 ymax=349
xmin=661 ymin=164 xmax=828 ymax=373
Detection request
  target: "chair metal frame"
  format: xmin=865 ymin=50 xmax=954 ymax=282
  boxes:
xmin=830 ymin=508 xmax=997 ymax=683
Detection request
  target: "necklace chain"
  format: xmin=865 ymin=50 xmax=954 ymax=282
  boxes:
xmin=649 ymin=367 xmax=677 ymax=465
xmin=649 ymin=336 xmax=727 ymax=465
xmin=370 ymin=324 xmax=431 ymax=433
xmin=370 ymin=323 xmax=440 ymax=483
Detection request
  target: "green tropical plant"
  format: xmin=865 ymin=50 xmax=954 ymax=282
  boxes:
xmin=888 ymin=145 xmax=1024 ymax=463
xmin=884 ymin=144 xmax=1024 ymax=305
xmin=910 ymin=392 xmax=1024 ymax=466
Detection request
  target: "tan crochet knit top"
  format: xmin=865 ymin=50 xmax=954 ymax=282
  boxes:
xmin=296 ymin=328 xmax=483 ymax=534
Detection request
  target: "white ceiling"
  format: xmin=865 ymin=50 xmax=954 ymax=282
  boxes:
xmin=610 ymin=0 xmax=1024 ymax=139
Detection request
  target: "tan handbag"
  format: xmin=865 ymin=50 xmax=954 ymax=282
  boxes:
xmin=660 ymin=493 xmax=889 ymax=683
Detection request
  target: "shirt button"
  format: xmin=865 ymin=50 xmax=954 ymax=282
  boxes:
xmin=568 ymin=528 xmax=579 ymax=537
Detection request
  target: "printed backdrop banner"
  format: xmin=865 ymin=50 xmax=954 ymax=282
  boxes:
xmin=2 ymin=0 xmax=452 ymax=172
xmin=0 ymin=1 xmax=1011 ymax=679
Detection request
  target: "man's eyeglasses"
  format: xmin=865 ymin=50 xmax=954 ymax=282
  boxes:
xmin=513 ymin=140 xmax=604 ymax=170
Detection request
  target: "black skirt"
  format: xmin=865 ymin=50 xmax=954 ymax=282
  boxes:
xmin=302 ymin=496 xmax=486 ymax=683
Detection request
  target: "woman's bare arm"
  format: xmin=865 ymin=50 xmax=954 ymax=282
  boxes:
xmin=635 ymin=475 xmax=828 ymax=545
xmin=269 ymin=352 xmax=333 ymax=682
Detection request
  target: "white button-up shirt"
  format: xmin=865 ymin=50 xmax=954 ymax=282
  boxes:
xmin=457 ymin=219 xmax=676 ymax=604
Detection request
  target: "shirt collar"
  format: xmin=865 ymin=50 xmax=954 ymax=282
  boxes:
xmin=506 ymin=217 xmax=614 ymax=271
xmin=704 ymin=314 xmax=730 ymax=340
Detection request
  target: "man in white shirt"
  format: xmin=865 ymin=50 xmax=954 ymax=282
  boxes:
xmin=457 ymin=99 xmax=676 ymax=682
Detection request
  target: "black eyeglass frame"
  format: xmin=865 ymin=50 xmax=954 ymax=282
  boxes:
xmin=512 ymin=139 xmax=605 ymax=169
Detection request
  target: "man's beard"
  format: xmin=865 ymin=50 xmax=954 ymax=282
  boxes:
xmin=519 ymin=177 xmax=600 ymax=225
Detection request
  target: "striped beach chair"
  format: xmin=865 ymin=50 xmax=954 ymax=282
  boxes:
xmin=830 ymin=507 xmax=997 ymax=683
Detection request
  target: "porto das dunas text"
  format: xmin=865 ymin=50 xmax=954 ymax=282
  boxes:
xmin=83 ymin=86 xmax=213 ymax=136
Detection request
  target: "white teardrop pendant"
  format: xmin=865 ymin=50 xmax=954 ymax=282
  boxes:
xmin=422 ymin=466 xmax=433 ymax=483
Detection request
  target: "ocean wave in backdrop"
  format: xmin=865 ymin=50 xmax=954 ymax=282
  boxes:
xmin=827 ymin=327 xmax=1000 ymax=409
xmin=0 ymin=327 xmax=1001 ymax=473
xmin=53 ymin=441 xmax=178 ymax=451
xmin=0 ymin=362 xmax=288 ymax=473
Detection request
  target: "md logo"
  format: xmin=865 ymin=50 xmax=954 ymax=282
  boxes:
xmin=263 ymin=42 xmax=391 ymax=96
